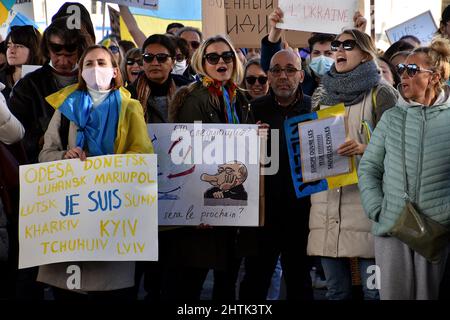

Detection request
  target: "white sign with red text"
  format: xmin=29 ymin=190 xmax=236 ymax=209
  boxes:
xmin=277 ymin=0 xmax=359 ymax=34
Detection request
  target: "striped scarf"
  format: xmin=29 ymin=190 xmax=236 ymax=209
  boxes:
xmin=201 ymin=75 xmax=239 ymax=124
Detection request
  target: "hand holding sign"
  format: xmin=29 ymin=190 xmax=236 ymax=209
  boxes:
xmin=337 ymin=139 xmax=367 ymax=156
xmin=64 ymin=147 xmax=87 ymax=161
xmin=269 ymin=7 xmax=285 ymax=43
xmin=353 ymin=11 xmax=367 ymax=33
xmin=269 ymin=7 xmax=284 ymax=27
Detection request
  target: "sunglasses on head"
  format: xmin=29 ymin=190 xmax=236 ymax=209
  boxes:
xmin=189 ymin=41 xmax=200 ymax=49
xmin=142 ymin=53 xmax=171 ymax=63
xmin=126 ymin=58 xmax=143 ymax=66
xmin=48 ymin=42 xmax=78 ymax=53
xmin=204 ymin=51 xmax=235 ymax=65
xmin=109 ymin=45 xmax=120 ymax=54
xmin=330 ymin=39 xmax=357 ymax=51
xmin=396 ymin=63 xmax=434 ymax=77
xmin=245 ymin=75 xmax=268 ymax=85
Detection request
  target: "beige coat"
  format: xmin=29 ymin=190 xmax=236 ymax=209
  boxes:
xmin=307 ymin=85 xmax=395 ymax=258
xmin=35 ymin=81 xmax=156 ymax=292
xmin=36 ymin=111 xmax=135 ymax=291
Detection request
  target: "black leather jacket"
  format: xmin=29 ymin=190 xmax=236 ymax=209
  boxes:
xmin=9 ymin=64 xmax=73 ymax=163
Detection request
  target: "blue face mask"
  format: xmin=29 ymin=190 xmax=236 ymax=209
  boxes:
xmin=309 ymin=55 xmax=334 ymax=77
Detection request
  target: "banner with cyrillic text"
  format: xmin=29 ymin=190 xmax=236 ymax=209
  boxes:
xmin=19 ymin=154 xmax=158 ymax=269
xmin=277 ymin=0 xmax=359 ymax=34
xmin=148 ymin=123 xmax=260 ymax=226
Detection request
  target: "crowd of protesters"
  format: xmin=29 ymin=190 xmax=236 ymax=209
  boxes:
xmin=0 ymin=2 xmax=450 ymax=301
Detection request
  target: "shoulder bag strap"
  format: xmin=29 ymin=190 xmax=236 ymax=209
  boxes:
xmin=401 ymin=111 xmax=426 ymax=230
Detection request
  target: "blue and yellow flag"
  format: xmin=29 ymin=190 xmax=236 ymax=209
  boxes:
xmin=0 ymin=0 xmax=15 ymax=25
xmin=120 ymin=0 xmax=202 ymax=42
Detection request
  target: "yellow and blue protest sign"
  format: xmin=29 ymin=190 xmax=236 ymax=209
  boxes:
xmin=284 ymin=104 xmax=358 ymax=198
xmin=18 ymin=154 xmax=159 ymax=269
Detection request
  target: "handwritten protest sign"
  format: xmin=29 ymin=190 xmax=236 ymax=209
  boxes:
xmin=284 ymin=104 xmax=358 ymax=198
xmin=299 ymin=115 xmax=350 ymax=182
xmin=19 ymin=154 xmax=158 ymax=269
xmin=202 ymin=0 xmax=310 ymax=48
xmin=277 ymin=0 xmax=360 ymax=34
xmin=148 ymin=123 xmax=260 ymax=226
xmin=99 ymin=0 xmax=158 ymax=10
xmin=385 ymin=11 xmax=437 ymax=45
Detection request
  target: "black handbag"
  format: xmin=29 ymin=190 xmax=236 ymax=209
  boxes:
xmin=389 ymin=112 xmax=449 ymax=263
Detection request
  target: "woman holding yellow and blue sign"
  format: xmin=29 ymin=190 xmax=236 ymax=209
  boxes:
xmin=308 ymin=29 xmax=398 ymax=300
xmin=37 ymin=45 xmax=152 ymax=299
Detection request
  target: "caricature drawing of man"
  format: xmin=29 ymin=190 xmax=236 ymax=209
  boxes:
xmin=200 ymin=161 xmax=248 ymax=206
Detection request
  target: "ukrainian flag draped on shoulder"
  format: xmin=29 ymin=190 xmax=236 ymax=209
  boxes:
xmin=46 ymin=85 xmax=153 ymax=154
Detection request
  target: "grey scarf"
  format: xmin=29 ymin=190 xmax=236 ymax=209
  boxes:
xmin=320 ymin=61 xmax=381 ymax=106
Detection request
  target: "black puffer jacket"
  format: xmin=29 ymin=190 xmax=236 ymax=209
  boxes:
xmin=9 ymin=64 xmax=65 ymax=163
xmin=252 ymin=88 xmax=312 ymax=226
xmin=0 ymin=70 xmax=13 ymax=106
xmin=127 ymin=73 xmax=192 ymax=123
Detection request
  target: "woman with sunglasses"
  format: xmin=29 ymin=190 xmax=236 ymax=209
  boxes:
xmin=241 ymin=58 xmax=269 ymax=100
xmin=308 ymin=29 xmax=398 ymax=301
xmin=100 ymin=37 xmax=123 ymax=67
xmin=126 ymin=34 xmax=192 ymax=301
xmin=359 ymin=39 xmax=450 ymax=300
xmin=0 ymin=25 xmax=43 ymax=105
xmin=121 ymin=48 xmax=143 ymax=86
xmin=166 ymin=35 xmax=253 ymax=300
xmin=37 ymin=45 xmax=152 ymax=299
xmin=127 ymin=34 xmax=192 ymax=124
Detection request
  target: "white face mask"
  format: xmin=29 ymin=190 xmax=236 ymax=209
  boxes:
xmin=309 ymin=55 xmax=334 ymax=77
xmin=172 ymin=59 xmax=187 ymax=75
xmin=82 ymin=67 xmax=115 ymax=91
